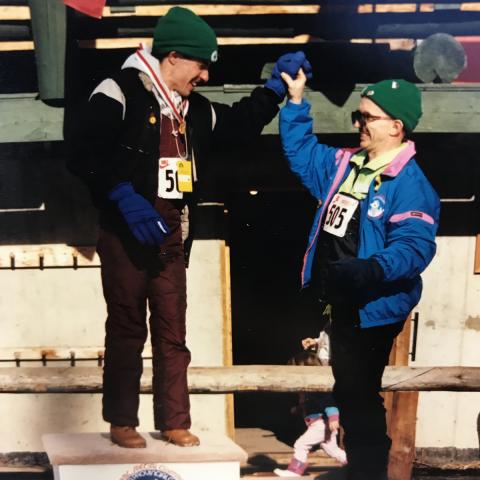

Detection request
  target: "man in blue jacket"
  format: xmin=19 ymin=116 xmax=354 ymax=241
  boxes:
xmin=279 ymin=68 xmax=440 ymax=479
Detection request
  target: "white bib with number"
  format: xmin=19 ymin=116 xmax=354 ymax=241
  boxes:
xmin=323 ymin=193 xmax=359 ymax=238
xmin=158 ymin=157 xmax=193 ymax=199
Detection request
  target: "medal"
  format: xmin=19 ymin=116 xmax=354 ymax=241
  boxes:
xmin=136 ymin=49 xmax=188 ymax=134
xmin=135 ymin=49 xmax=189 ymax=159
xmin=178 ymin=121 xmax=186 ymax=135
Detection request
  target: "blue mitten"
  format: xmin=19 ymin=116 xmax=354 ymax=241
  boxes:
xmin=108 ymin=182 xmax=170 ymax=246
xmin=265 ymin=51 xmax=313 ymax=99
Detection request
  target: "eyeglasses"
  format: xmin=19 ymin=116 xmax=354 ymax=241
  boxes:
xmin=351 ymin=110 xmax=393 ymax=127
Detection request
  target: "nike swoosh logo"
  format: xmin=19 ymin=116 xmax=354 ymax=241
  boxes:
xmin=157 ymin=220 xmax=168 ymax=234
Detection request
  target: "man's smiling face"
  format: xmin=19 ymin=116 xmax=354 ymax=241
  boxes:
xmin=169 ymin=54 xmax=210 ymax=97
xmin=354 ymin=97 xmax=396 ymax=153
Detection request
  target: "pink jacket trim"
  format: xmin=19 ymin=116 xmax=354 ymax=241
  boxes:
xmin=301 ymin=147 xmax=359 ymax=284
xmin=382 ymin=140 xmax=416 ymax=177
xmin=389 ymin=210 xmax=435 ymax=225
xmin=335 ymin=146 xmax=362 ymax=166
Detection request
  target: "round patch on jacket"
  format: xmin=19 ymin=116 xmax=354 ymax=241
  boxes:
xmin=368 ymin=195 xmax=386 ymax=219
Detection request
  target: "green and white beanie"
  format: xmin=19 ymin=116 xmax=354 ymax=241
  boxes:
xmin=361 ymin=79 xmax=422 ymax=132
xmin=152 ymin=6 xmax=218 ymax=63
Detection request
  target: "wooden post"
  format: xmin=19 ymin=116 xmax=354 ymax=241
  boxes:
xmin=386 ymin=316 xmax=419 ymax=480
xmin=474 ymin=234 xmax=480 ymax=274
xmin=27 ymin=0 xmax=66 ymax=101
xmin=221 ymin=239 xmax=235 ymax=440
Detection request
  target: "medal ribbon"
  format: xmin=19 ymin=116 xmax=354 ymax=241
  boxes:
xmin=135 ymin=48 xmax=187 ymax=129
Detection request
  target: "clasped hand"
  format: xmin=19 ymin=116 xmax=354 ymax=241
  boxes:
xmin=280 ymin=68 xmax=308 ymax=105
xmin=265 ymin=50 xmax=312 ymax=101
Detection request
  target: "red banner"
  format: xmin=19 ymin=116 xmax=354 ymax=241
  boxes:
xmin=63 ymin=0 xmax=106 ymax=19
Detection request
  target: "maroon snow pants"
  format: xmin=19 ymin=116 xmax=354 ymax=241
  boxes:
xmin=97 ymin=199 xmax=191 ymax=431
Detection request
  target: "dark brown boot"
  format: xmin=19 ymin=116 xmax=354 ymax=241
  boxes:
xmin=161 ymin=429 xmax=200 ymax=447
xmin=110 ymin=425 xmax=146 ymax=448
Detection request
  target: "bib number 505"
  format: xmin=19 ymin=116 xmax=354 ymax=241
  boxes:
xmin=322 ymin=193 xmax=358 ymax=238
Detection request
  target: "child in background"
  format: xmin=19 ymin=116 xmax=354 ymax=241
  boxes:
xmin=274 ymin=331 xmax=347 ymax=477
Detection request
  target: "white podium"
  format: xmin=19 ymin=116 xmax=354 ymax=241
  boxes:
xmin=43 ymin=432 xmax=248 ymax=480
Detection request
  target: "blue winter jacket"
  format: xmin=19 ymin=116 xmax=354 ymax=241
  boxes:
xmin=280 ymin=99 xmax=440 ymax=328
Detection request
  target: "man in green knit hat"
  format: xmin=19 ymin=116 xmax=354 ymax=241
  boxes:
xmin=278 ymin=71 xmax=439 ymax=479
xmin=67 ymin=6 xmax=312 ymax=449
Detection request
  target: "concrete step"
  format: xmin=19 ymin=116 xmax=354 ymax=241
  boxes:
xmin=43 ymin=431 xmax=247 ymax=480
xmin=241 ymin=469 xmax=347 ymax=479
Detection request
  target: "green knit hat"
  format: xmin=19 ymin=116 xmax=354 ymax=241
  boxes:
xmin=361 ymin=79 xmax=422 ymax=132
xmin=152 ymin=7 xmax=218 ymax=63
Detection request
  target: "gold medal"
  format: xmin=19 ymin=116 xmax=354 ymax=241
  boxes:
xmin=178 ymin=121 xmax=186 ymax=135
xmin=148 ymin=113 xmax=157 ymax=125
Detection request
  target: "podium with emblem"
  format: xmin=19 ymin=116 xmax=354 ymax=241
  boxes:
xmin=43 ymin=432 xmax=248 ymax=480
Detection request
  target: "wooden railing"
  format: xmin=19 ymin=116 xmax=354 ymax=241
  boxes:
xmin=0 ymin=363 xmax=476 ymax=479
xmin=0 ymin=365 xmax=478 ymax=393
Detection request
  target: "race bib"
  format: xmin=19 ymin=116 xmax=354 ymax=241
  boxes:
xmin=323 ymin=193 xmax=359 ymax=238
xmin=158 ymin=157 xmax=193 ymax=199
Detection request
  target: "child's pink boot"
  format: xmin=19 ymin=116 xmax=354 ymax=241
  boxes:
xmin=273 ymin=457 xmax=308 ymax=477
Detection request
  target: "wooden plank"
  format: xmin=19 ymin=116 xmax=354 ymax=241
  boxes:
xmin=221 ymin=241 xmax=235 ymax=438
xmin=28 ymin=0 xmax=66 ymax=101
xmin=77 ymin=35 xmax=313 ymax=49
xmin=475 ymin=234 xmax=480 ymax=273
xmin=0 ymin=365 xmax=478 ymax=394
xmin=420 ymin=4 xmax=435 ymax=12
xmin=384 ymin=316 xmax=412 ymax=429
xmin=2 ymin=84 xmax=480 ymax=144
xmin=0 ymin=346 xmax=153 ymax=362
xmin=104 ymin=4 xmax=321 ymax=16
xmin=384 ymin=319 xmax=409 ymax=437
xmin=375 ymin=3 xmax=419 ymax=13
xmin=389 ymin=315 xmax=412 ymax=367
xmin=302 ymin=83 xmax=480 ymax=135
xmin=386 ymin=317 xmax=418 ymax=480
xmin=74 ymin=35 xmax=453 ymax=49
xmin=7 ymin=2 xmax=480 ymax=19
xmin=388 ymin=391 xmax=419 ymax=480
xmin=384 ymin=317 xmax=411 ymax=427
xmin=0 ymin=94 xmax=63 ymax=142
xmin=0 ymin=40 xmax=34 ymax=51
xmin=94 ymin=2 xmax=480 ymax=17
xmin=0 ymin=245 xmax=99 ymax=269
xmin=462 ymin=2 xmax=480 ymax=10
xmin=0 ymin=6 xmax=30 ymax=19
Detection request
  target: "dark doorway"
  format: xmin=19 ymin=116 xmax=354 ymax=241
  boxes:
xmin=228 ymin=189 xmax=321 ymax=443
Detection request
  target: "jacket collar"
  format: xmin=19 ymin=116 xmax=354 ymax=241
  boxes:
xmin=382 ymin=140 xmax=416 ymax=177
xmin=121 ymin=47 xmax=185 ymax=117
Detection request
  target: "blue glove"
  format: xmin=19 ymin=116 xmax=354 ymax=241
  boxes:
xmin=264 ymin=51 xmax=313 ymax=99
xmin=108 ymin=182 xmax=170 ymax=246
